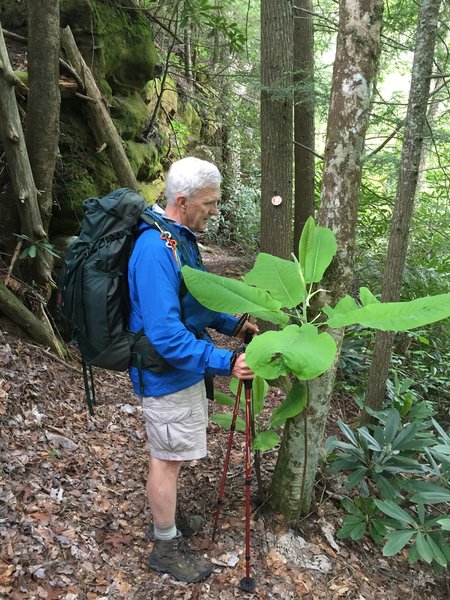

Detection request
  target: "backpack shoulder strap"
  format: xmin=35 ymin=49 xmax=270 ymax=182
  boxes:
xmin=139 ymin=210 xmax=192 ymax=268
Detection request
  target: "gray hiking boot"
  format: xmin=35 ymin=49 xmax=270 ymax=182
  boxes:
xmin=147 ymin=508 xmax=205 ymax=541
xmin=148 ymin=533 xmax=212 ymax=583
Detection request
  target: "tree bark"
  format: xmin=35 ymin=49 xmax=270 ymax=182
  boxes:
xmin=270 ymin=0 xmax=384 ymax=517
xmin=0 ymin=282 xmax=65 ymax=357
xmin=0 ymin=23 xmax=52 ymax=286
xmin=60 ymin=26 xmax=139 ymax=191
xmin=363 ymin=0 xmax=442 ymax=419
xmin=260 ymin=0 xmax=293 ymax=259
xmin=293 ymin=0 xmax=315 ymax=254
xmin=26 ymin=0 xmax=60 ymax=234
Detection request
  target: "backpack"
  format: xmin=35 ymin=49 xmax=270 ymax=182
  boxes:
xmin=58 ymin=187 xmax=187 ymax=415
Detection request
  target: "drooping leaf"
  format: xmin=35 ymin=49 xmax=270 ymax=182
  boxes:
xmin=425 ymin=534 xmax=448 ymax=567
xmin=323 ymin=295 xmax=358 ymax=320
xmin=182 ymin=266 xmax=289 ymax=325
xmin=298 ymin=217 xmax=337 ymax=283
xmin=384 ymin=409 xmax=401 ymax=444
xmin=357 ymin=427 xmax=382 ymax=451
xmin=269 ymin=382 xmax=307 ymax=429
xmin=338 ymin=517 xmax=366 ymax=540
xmin=383 ymin=530 xmax=415 ymax=556
xmin=392 ymin=422 xmax=418 ymax=451
xmin=346 ymin=466 xmax=368 ymax=488
xmin=253 ymin=431 xmax=280 ymax=451
xmin=229 ymin=377 xmax=245 ymax=403
xmin=325 ymin=293 xmax=450 ymax=331
xmin=211 ymin=413 xmax=246 ymax=432
xmin=374 ymin=500 xmax=416 ymax=525
xmin=437 ymin=518 xmax=450 ymax=531
xmin=245 ymin=323 xmax=337 ymax=380
xmin=415 ymin=532 xmax=433 ymax=564
xmin=411 ymin=489 xmax=450 ymax=504
xmin=243 ymin=253 xmax=306 ymax=307
xmin=214 ymin=390 xmax=236 ymax=407
xmin=252 ymin=375 xmax=269 ymax=416
xmin=337 ymin=420 xmax=358 ymax=446
xmin=359 ymin=287 xmax=380 ymax=306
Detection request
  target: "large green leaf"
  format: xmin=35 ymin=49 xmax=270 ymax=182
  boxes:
xmin=269 ymin=382 xmax=308 ymax=428
xmin=298 ymin=217 xmax=337 ymax=283
xmin=253 ymin=431 xmax=280 ymax=451
xmin=325 ymin=293 xmax=450 ymax=331
xmin=211 ymin=413 xmax=246 ymax=432
xmin=243 ymin=253 xmax=306 ymax=307
xmin=252 ymin=375 xmax=269 ymax=416
xmin=214 ymin=390 xmax=236 ymax=407
xmin=245 ymin=323 xmax=337 ymax=380
xmin=182 ymin=266 xmax=289 ymax=325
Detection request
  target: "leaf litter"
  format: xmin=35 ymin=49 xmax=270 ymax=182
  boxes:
xmin=0 ymin=244 xmax=448 ymax=599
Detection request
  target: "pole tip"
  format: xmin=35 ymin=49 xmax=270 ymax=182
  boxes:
xmin=240 ymin=577 xmax=256 ymax=592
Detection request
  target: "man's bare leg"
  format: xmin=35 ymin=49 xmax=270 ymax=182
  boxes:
xmin=147 ymin=456 xmax=182 ymax=530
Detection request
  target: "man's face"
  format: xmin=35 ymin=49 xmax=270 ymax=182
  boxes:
xmin=179 ymin=186 xmax=220 ymax=232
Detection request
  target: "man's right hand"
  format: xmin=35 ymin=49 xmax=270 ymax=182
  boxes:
xmin=231 ymin=353 xmax=255 ymax=380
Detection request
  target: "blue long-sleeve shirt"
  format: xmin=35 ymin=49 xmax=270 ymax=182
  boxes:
xmin=128 ymin=210 xmax=238 ymax=397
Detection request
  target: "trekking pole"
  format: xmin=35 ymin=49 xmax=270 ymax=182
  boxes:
xmin=211 ymin=330 xmax=253 ymax=542
xmin=240 ymin=376 xmax=256 ymax=593
xmin=211 ymin=377 xmax=244 ymax=542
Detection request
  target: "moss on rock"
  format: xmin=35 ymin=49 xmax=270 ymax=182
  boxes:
xmin=180 ymin=102 xmax=202 ymax=146
xmin=111 ymin=92 xmax=149 ymax=139
xmin=51 ymin=108 xmax=119 ymax=235
xmin=139 ymin=180 xmax=165 ymax=204
xmin=125 ymin=140 xmax=161 ymax=181
xmin=61 ymin=0 xmax=159 ymax=95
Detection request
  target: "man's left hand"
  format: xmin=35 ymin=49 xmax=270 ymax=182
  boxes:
xmin=236 ymin=320 xmax=259 ymax=340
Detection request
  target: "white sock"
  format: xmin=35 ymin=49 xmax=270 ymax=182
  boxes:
xmin=154 ymin=523 xmax=178 ymax=540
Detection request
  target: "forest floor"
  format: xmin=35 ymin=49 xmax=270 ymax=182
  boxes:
xmin=1 ymin=243 xmax=449 ymax=600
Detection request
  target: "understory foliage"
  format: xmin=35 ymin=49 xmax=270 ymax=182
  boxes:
xmin=326 ymin=407 xmax=450 ymax=571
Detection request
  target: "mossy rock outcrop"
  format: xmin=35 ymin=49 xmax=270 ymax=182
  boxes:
xmin=60 ymin=0 xmax=160 ymax=96
xmin=1 ymin=0 xmax=159 ymax=95
xmin=2 ymin=0 xmax=216 ymax=240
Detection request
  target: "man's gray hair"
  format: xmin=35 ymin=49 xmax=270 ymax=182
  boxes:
xmin=165 ymin=157 xmax=221 ymax=205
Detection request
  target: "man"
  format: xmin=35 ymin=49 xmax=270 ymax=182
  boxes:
xmin=128 ymin=156 xmax=257 ymax=583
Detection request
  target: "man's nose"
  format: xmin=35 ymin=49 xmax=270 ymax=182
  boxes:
xmin=210 ymin=202 xmax=219 ymax=215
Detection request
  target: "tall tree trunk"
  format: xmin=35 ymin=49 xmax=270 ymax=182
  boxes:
xmin=26 ymin=0 xmax=60 ymax=234
xmin=270 ymin=0 xmax=384 ymax=517
xmin=362 ymin=0 xmax=442 ymax=420
xmin=293 ymin=0 xmax=315 ymax=254
xmin=0 ymin=24 xmax=52 ymax=286
xmin=260 ymin=0 xmax=293 ymax=259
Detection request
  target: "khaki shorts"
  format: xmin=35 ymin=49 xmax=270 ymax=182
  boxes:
xmin=142 ymin=381 xmax=208 ymax=461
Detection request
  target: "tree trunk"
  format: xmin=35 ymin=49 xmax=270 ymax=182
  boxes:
xmin=0 ymin=24 xmax=52 ymax=286
xmin=270 ymin=0 xmax=384 ymax=517
xmin=60 ymin=26 xmax=139 ymax=191
xmin=260 ymin=0 xmax=293 ymax=259
xmin=26 ymin=0 xmax=60 ymax=234
xmin=0 ymin=282 xmax=65 ymax=357
xmin=293 ymin=0 xmax=315 ymax=254
xmin=363 ymin=0 xmax=442 ymax=420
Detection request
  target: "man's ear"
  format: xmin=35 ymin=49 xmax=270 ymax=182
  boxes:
xmin=176 ymin=194 xmax=187 ymax=211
